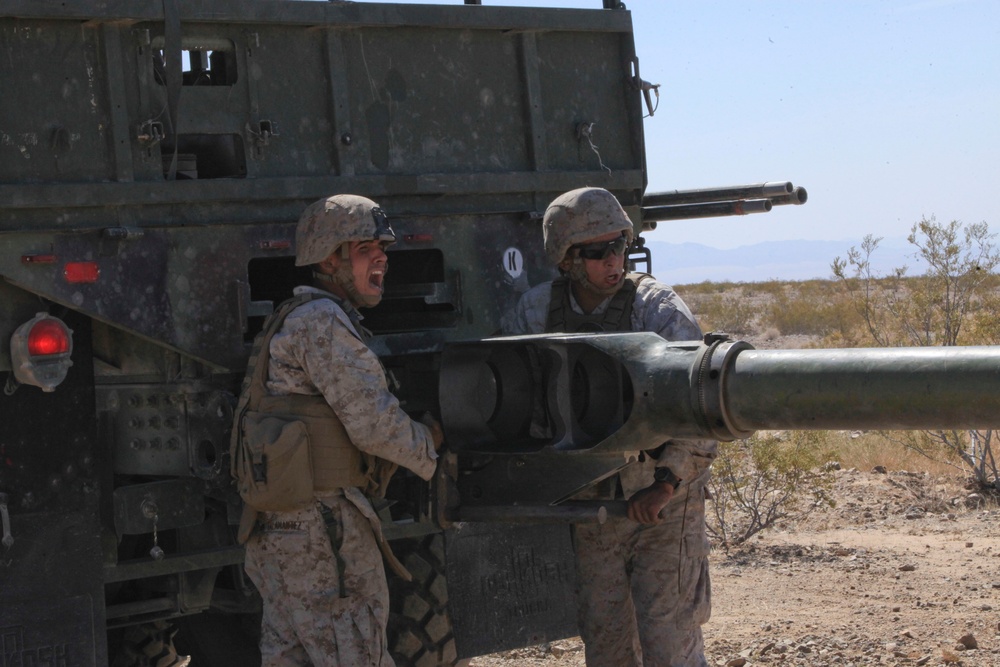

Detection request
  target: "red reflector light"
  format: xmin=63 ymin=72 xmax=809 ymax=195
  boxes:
xmin=22 ymin=254 xmax=58 ymax=264
xmin=27 ymin=319 xmax=71 ymax=356
xmin=259 ymin=240 xmax=291 ymax=250
xmin=64 ymin=261 xmax=100 ymax=283
xmin=404 ymin=234 xmax=434 ymax=242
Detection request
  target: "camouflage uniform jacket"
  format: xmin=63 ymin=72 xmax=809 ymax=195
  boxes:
xmin=266 ymin=286 xmax=437 ymax=513
xmin=500 ymin=277 xmax=714 ymax=495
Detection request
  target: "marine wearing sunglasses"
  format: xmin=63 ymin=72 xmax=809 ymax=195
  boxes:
xmin=569 ymin=232 xmax=630 ymax=260
xmin=557 ymin=230 xmax=632 ymax=312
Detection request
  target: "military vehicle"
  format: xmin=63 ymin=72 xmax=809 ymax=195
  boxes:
xmin=3 ymin=1 xmax=999 ymax=665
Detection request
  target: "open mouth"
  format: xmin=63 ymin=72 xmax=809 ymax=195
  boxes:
xmin=369 ymin=269 xmax=385 ymax=292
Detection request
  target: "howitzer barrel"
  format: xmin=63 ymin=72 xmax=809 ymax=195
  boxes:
xmin=768 ymin=186 xmax=808 ymax=207
xmin=643 ymin=181 xmax=793 ymax=207
xmin=724 ymin=346 xmax=1000 ymax=433
xmin=440 ymin=334 xmax=1000 ymax=455
xmin=642 ymin=199 xmax=772 ymax=222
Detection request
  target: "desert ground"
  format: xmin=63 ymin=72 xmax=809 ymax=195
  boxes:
xmin=467 ymin=466 xmax=1000 ymax=667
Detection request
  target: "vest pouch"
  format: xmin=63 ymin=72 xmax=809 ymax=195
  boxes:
xmin=238 ymin=411 xmax=315 ymax=512
xmin=256 ymin=395 xmax=370 ymax=493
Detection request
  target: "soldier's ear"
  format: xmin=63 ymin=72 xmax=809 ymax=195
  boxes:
xmin=317 ymin=252 xmax=340 ymax=274
xmin=557 ymin=254 xmax=573 ymax=273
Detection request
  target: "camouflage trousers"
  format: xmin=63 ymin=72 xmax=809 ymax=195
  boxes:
xmin=244 ymin=497 xmax=394 ymax=667
xmin=572 ymin=481 xmax=712 ymax=667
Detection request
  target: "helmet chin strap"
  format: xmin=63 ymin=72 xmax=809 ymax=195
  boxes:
xmin=313 ymin=258 xmax=382 ymax=308
xmin=568 ymin=259 xmax=624 ymax=298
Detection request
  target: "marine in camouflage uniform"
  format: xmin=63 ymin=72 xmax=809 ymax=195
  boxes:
xmin=241 ymin=195 xmax=440 ymax=667
xmin=501 ymin=187 xmax=714 ymax=667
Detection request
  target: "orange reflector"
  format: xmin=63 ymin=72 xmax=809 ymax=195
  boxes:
xmin=64 ymin=262 xmax=100 ymax=283
xmin=259 ymin=240 xmax=291 ymax=250
xmin=27 ymin=319 xmax=71 ymax=356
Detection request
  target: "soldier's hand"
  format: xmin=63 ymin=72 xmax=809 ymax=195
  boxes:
xmin=627 ymin=481 xmax=675 ymax=525
xmin=420 ymin=413 xmax=444 ymax=452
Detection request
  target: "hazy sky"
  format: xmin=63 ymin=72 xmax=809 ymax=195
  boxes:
xmin=348 ymin=0 xmax=999 ymax=250
xmin=633 ymin=0 xmax=1000 ymax=249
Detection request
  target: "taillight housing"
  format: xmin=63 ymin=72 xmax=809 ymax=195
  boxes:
xmin=10 ymin=313 xmax=74 ymax=392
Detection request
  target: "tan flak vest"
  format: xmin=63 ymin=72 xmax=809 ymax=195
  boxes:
xmin=545 ymin=272 xmax=650 ymax=333
xmin=231 ymin=293 xmax=397 ymax=541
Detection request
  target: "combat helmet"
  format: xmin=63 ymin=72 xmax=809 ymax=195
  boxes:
xmin=295 ymin=194 xmax=396 ymax=266
xmin=542 ymin=187 xmax=635 ymax=265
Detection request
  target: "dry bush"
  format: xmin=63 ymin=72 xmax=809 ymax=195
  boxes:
xmin=692 ymin=290 xmax=759 ymax=335
xmin=764 ymin=282 xmax=861 ymax=338
xmin=678 ymin=279 xmax=869 ymax=343
xmin=818 ymin=430 xmax=961 ymax=476
xmin=707 ymin=431 xmax=836 ymax=549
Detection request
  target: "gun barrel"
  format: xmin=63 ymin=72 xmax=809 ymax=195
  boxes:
xmin=769 ymin=186 xmax=808 ymax=207
xmin=642 ymin=198 xmax=772 ymax=222
xmin=440 ymin=335 xmax=1000 ymax=454
xmin=723 ymin=346 xmax=1000 ymax=433
xmin=439 ymin=335 xmax=1000 ymax=513
xmin=643 ymin=181 xmax=793 ymax=207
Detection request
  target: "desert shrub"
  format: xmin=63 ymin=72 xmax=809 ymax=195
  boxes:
xmin=706 ymin=431 xmax=836 ymax=549
xmin=816 ymin=430 xmax=960 ymax=475
xmin=765 ymin=289 xmax=856 ymax=337
xmin=675 ymin=279 xmax=743 ymax=296
xmin=832 ymin=218 xmax=1000 ymax=490
xmin=966 ymin=280 xmax=1000 ymax=345
xmin=754 ymin=279 xmax=788 ymax=298
xmin=693 ymin=289 xmax=758 ymax=335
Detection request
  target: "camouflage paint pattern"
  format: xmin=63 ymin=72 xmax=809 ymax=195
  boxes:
xmin=245 ymin=285 xmax=438 ymax=665
xmin=502 ymin=276 xmax=714 ymax=667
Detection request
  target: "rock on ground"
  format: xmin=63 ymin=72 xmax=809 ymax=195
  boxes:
xmin=468 ymin=469 xmax=1000 ymax=666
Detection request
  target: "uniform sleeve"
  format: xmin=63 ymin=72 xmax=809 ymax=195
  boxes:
xmin=633 ymin=280 xmax=703 ymax=342
xmin=277 ymin=303 xmax=438 ymax=481
xmin=500 ymin=282 xmax=552 ymax=336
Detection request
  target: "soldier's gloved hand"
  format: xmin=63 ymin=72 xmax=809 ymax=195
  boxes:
xmin=420 ymin=412 xmax=444 ymax=452
xmin=627 ymin=481 xmax=675 ymax=525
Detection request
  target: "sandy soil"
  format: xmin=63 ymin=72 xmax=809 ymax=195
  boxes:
xmin=468 ymin=468 xmax=1000 ymax=666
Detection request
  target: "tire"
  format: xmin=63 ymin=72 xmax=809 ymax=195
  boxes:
xmin=172 ymin=611 xmax=261 ymax=666
xmin=387 ymin=533 xmax=465 ymax=667
xmin=109 ymin=621 xmax=192 ymax=667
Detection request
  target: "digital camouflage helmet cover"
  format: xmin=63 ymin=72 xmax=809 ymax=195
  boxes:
xmin=542 ymin=187 xmax=635 ymax=265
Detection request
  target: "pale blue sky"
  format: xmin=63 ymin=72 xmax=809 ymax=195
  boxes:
xmin=348 ymin=0 xmax=1000 ymax=250
xmin=634 ymin=0 xmax=1000 ymax=249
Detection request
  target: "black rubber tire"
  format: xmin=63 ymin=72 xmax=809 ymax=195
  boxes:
xmin=387 ymin=533 xmax=463 ymax=667
xmin=109 ymin=621 xmax=192 ymax=667
xmin=172 ymin=612 xmax=262 ymax=666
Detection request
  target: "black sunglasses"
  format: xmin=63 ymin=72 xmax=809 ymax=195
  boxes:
xmin=571 ymin=234 xmax=628 ymax=260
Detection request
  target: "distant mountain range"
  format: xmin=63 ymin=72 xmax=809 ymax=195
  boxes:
xmin=640 ymin=237 xmax=922 ymax=285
